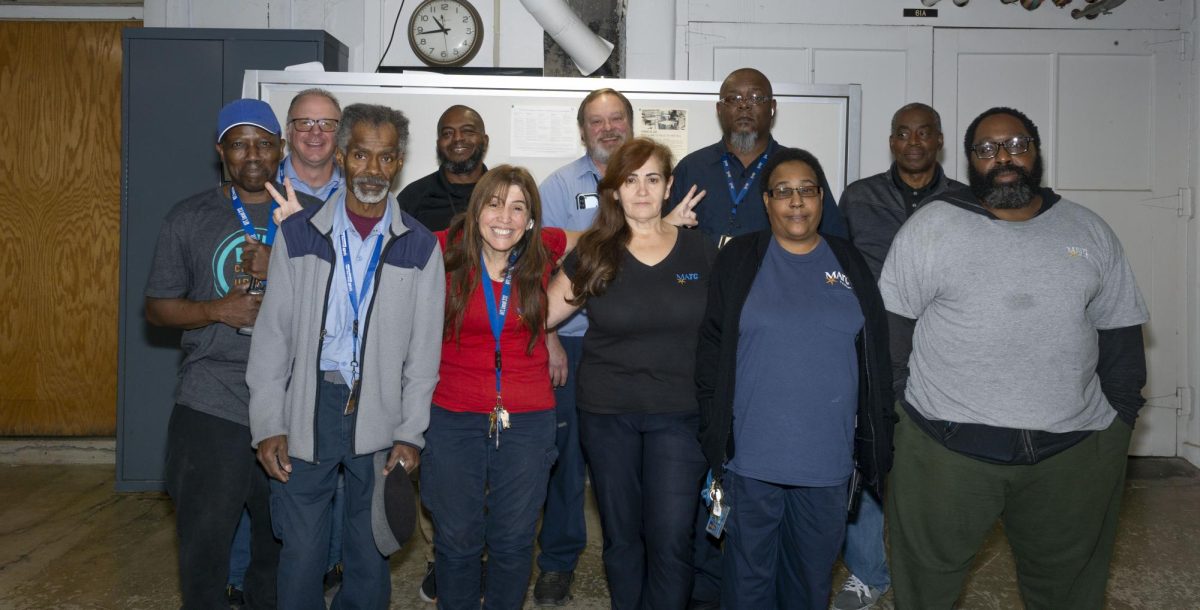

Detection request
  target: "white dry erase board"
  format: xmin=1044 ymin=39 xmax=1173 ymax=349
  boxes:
xmin=243 ymin=71 xmax=860 ymax=199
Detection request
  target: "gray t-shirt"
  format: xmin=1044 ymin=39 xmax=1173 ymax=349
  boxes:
xmin=145 ymin=186 xmax=279 ymax=426
xmin=880 ymin=197 xmax=1148 ymax=433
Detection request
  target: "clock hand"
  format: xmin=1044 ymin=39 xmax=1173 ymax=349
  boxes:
xmin=433 ymin=15 xmax=450 ymax=33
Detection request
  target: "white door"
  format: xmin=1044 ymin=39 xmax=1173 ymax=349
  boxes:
xmin=933 ymin=28 xmax=1188 ymax=456
xmin=685 ymin=23 xmax=934 ymax=188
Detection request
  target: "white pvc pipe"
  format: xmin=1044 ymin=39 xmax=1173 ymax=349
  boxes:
xmin=519 ymin=0 xmax=615 ymax=75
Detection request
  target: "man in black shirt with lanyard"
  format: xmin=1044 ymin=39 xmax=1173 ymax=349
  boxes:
xmin=397 ymin=104 xmax=489 ymax=231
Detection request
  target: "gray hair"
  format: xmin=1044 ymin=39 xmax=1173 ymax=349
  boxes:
xmin=891 ymin=102 xmax=942 ymax=134
xmin=336 ymin=103 xmax=410 ymax=156
xmin=287 ymin=88 xmax=342 ymax=119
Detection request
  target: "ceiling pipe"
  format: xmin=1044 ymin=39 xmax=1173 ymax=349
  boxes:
xmin=519 ymin=0 xmax=614 ymax=75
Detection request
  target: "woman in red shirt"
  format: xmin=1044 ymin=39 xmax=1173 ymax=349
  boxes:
xmin=422 ymin=165 xmax=569 ymax=610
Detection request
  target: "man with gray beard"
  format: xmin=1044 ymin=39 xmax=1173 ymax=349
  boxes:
xmin=398 ymin=105 xmax=489 ymax=232
xmin=880 ymin=106 xmax=1148 ymax=609
xmin=249 ymin=103 xmax=444 ymax=608
xmin=666 ymin=67 xmax=846 ymax=248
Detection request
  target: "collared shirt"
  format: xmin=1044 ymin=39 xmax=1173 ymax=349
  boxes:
xmin=890 ymin=162 xmax=944 ymax=218
xmin=320 ymin=191 xmax=392 ymax=385
xmin=540 ymin=154 xmax=603 ymax=337
xmin=667 ymin=137 xmax=848 ymax=242
xmin=280 ymin=155 xmax=343 ymax=202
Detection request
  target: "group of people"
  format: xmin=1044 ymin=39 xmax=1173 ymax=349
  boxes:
xmin=146 ymin=65 xmax=1148 ymax=610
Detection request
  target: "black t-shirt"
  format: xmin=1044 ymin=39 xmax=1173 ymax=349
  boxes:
xmin=396 ymin=168 xmax=480 ymax=232
xmin=564 ymin=228 xmax=717 ymax=414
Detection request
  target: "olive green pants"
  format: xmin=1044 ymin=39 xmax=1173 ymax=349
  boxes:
xmin=887 ymin=409 xmax=1132 ymax=610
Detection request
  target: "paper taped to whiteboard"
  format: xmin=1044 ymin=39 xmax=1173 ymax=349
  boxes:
xmin=510 ymin=105 xmax=581 ymax=158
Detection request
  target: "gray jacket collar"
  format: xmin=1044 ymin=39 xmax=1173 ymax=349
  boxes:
xmin=310 ymin=186 xmax=414 ymax=238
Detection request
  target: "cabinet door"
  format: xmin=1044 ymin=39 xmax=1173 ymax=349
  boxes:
xmin=933 ymin=28 xmax=1187 ymax=456
xmin=685 ymin=23 xmax=933 ymax=180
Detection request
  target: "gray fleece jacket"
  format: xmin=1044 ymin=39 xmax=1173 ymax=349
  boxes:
xmin=247 ymin=190 xmax=445 ymax=462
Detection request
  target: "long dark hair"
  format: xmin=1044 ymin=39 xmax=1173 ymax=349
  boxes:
xmin=569 ymin=138 xmax=673 ymax=304
xmin=443 ymin=165 xmax=550 ymax=354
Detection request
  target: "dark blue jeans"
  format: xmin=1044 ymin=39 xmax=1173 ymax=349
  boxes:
xmin=269 ymin=379 xmax=389 ymax=610
xmin=537 ymin=335 xmax=588 ymax=573
xmin=421 ymin=405 xmax=557 ymax=610
xmin=720 ymin=471 xmax=846 ymax=610
xmin=164 ymin=404 xmax=279 ymax=610
xmin=579 ymin=410 xmax=708 ymax=610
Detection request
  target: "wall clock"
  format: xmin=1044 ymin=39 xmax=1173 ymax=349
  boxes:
xmin=407 ymin=0 xmax=484 ymax=67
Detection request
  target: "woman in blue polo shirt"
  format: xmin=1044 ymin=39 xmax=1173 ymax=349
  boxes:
xmin=695 ymin=147 xmax=894 ymax=609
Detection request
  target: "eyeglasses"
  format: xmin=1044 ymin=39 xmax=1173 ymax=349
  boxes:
xmin=971 ymin=136 xmax=1034 ymax=159
xmin=719 ymin=94 xmax=772 ymax=107
xmin=289 ymin=118 xmax=339 ymax=133
xmin=767 ymin=185 xmax=821 ymax=200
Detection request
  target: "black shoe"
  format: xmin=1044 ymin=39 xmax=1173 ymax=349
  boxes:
xmin=323 ymin=563 xmax=343 ymax=592
xmin=225 ymin=584 xmax=245 ymax=606
xmin=419 ymin=561 xmax=436 ymax=602
xmin=533 ymin=570 xmax=574 ymax=606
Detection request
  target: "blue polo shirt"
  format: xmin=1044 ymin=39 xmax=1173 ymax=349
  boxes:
xmin=666 ymin=137 xmax=847 ymax=243
xmin=539 ymin=154 xmax=602 ymax=338
xmin=279 ymin=155 xmax=343 ymax=202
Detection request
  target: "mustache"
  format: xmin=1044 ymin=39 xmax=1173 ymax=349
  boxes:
xmin=352 ymin=175 xmax=390 ymax=189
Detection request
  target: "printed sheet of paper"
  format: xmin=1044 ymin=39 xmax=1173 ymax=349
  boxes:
xmin=510 ymin=105 xmax=581 ymax=158
xmin=635 ymin=108 xmax=689 ymax=161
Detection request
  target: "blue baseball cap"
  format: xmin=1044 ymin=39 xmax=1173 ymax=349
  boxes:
xmin=216 ymin=99 xmax=281 ymax=143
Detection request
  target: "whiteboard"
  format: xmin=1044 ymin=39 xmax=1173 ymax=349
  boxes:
xmin=243 ymin=71 xmax=860 ymax=200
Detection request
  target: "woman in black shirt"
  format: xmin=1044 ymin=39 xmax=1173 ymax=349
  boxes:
xmin=547 ymin=138 xmax=715 ymax=609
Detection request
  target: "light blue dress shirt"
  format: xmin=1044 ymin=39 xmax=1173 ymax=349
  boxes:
xmin=280 ymin=155 xmax=344 ymax=202
xmin=320 ymin=191 xmax=392 ymax=386
xmin=539 ymin=154 xmax=602 ymax=337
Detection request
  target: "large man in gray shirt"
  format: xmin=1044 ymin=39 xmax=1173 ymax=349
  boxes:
xmin=880 ymin=107 xmax=1148 ymax=609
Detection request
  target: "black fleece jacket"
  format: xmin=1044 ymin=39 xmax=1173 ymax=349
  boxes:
xmin=696 ymin=230 xmax=895 ymax=498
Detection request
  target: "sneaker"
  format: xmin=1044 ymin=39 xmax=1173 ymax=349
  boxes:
xmin=533 ymin=570 xmax=574 ymax=606
xmin=418 ymin=562 xmax=436 ymax=602
xmin=831 ymin=574 xmax=886 ymax=610
xmin=323 ymin=563 xmax=343 ymax=592
xmin=225 ymin=584 xmax=245 ymax=606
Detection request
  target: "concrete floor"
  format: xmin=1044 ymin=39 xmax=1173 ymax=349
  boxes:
xmin=0 ymin=458 xmax=1197 ymax=609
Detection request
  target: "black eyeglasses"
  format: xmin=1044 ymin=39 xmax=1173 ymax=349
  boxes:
xmin=290 ymin=118 xmax=339 ymax=133
xmin=719 ymin=94 xmax=772 ymax=107
xmin=767 ymin=185 xmax=821 ymax=200
xmin=971 ymin=136 xmax=1034 ymax=159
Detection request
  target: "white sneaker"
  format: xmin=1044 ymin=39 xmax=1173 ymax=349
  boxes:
xmin=831 ymin=574 xmax=885 ymax=610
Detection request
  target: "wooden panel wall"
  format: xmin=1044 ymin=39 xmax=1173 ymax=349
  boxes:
xmin=0 ymin=20 xmax=139 ymax=435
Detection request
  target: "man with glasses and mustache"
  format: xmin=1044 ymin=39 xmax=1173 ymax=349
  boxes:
xmin=227 ymin=89 xmax=347 ymax=603
xmin=666 ymin=68 xmax=847 ymax=250
xmin=398 ymin=105 xmax=490 ymax=232
xmin=879 ymin=107 xmax=1148 ymax=609
xmin=529 ymin=87 xmax=633 ymax=606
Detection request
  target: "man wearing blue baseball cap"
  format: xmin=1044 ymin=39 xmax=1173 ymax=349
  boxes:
xmin=145 ymin=98 xmax=321 ymax=610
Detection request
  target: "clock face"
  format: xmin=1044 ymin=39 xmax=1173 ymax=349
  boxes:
xmin=408 ymin=0 xmax=483 ymax=67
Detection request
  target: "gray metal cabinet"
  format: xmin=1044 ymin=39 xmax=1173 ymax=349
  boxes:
xmin=118 ymin=28 xmax=347 ymax=491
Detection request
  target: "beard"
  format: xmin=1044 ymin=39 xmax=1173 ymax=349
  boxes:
xmin=437 ymin=144 xmax=486 ymax=175
xmin=586 ymin=130 xmax=625 ymax=165
xmin=351 ymin=175 xmax=391 ymax=204
xmin=728 ymin=130 xmax=759 ymax=154
xmin=968 ymin=157 xmax=1043 ymax=210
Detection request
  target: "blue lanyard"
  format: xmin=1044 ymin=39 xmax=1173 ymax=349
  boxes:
xmin=720 ymin=151 xmax=769 ymax=222
xmin=480 ymin=250 xmax=518 ymax=402
xmin=339 ymin=229 xmax=385 ymax=381
xmin=229 ymin=186 xmax=280 ymax=246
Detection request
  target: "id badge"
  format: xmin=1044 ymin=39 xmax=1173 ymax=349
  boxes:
xmin=705 ymin=497 xmax=730 ymax=538
xmin=343 ymin=379 xmax=360 ymax=415
xmin=576 ymin=193 xmax=600 ymax=210
xmin=717 ymin=234 xmax=733 ymax=249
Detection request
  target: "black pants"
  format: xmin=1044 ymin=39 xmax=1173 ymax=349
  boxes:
xmin=164 ymin=404 xmax=279 ymax=609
